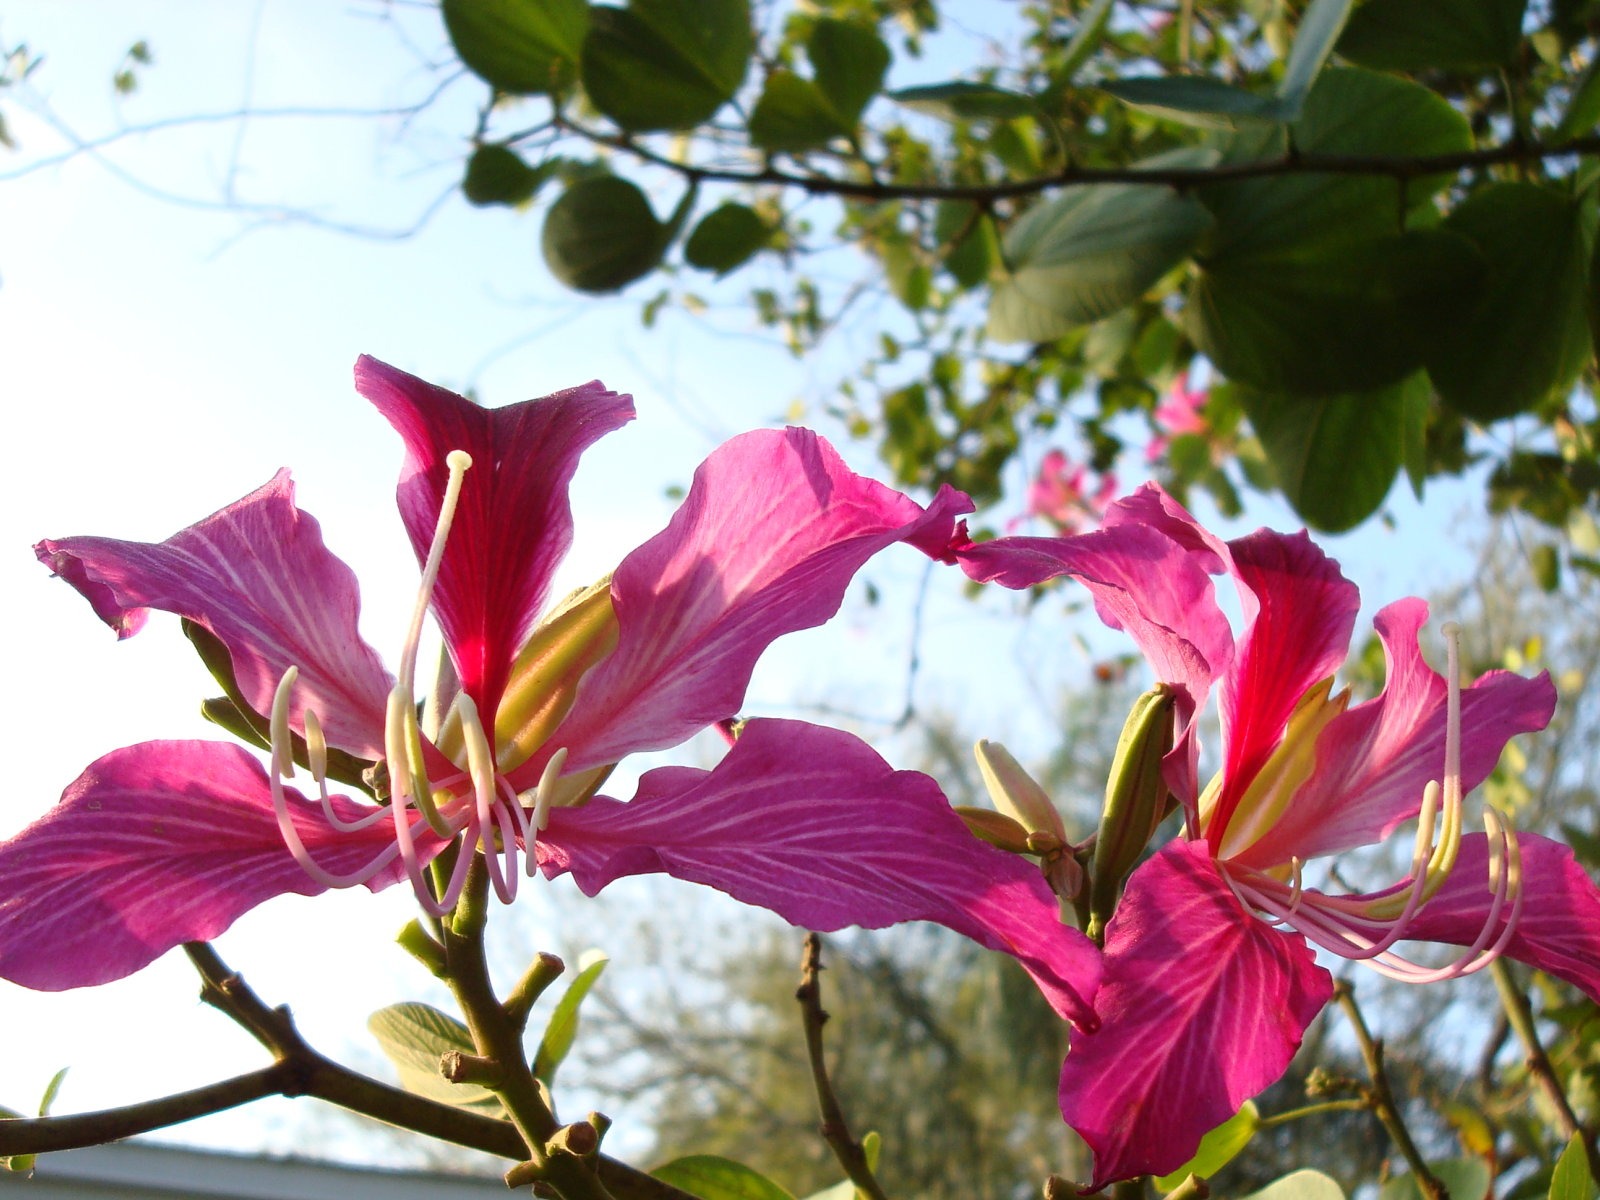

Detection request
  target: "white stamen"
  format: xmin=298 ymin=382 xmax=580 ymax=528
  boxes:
xmin=457 ymin=693 xmax=519 ymax=904
xmin=531 ymin=747 xmax=569 ymax=832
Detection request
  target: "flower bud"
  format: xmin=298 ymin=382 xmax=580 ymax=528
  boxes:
xmin=975 ymin=739 xmax=1067 ymax=842
xmin=1088 ymin=684 xmax=1176 ymax=942
xmin=954 ymin=806 xmax=1032 ymax=853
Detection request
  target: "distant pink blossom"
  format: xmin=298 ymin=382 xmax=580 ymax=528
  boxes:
xmin=1010 ymin=449 xmax=1118 ymax=534
xmin=956 ymin=484 xmax=1600 ymax=1186
xmin=1146 ymin=371 xmax=1209 ymax=463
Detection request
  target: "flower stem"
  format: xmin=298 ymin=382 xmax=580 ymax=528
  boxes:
xmin=796 ymin=932 xmax=891 ymax=1200
xmin=1256 ymin=1099 xmax=1370 ymax=1129
xmin=1334 ymin=982 xmax=1447 ymax=1200
xmin=1489 ymin=960 xmax=1600 ymax=1181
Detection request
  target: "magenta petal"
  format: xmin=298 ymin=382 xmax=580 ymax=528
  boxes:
xmin=1401 ymin=832 xmax=1600 ymax=1000
xmin=536 ymin=719 xmax=1101 ymax=1027
xmin=355 ymin=355 xmax=634 ymax=717
xmin=1060 ymin=841 xmax=1333 ymax=1187
xmin=546 ymin=430 xmax=974 ymax=770
xmin=1237 ymin=600 xmax=1557 ymax=868
xmin=0 ymin=741 xmax=412 ymax=990
xmin=1207 ymin=529 xmax=1359 ymax=848
xmin=36 ymin=472 xmax=394 ymax=760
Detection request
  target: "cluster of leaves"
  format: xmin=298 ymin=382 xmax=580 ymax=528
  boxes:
xmin=437 ymin=0 xmax=1599 ymax=535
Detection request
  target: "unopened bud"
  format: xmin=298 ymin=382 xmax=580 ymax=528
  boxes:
xmin=1088 ymin=685 xmax=1176 ymax=942
xmin=975 ymin=740 xmax=1067 ymax=842
xmin=954 ymin=805 xmax=1032 ymax=853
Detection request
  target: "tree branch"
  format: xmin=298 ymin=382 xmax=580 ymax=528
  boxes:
xmin=796 ymin=933 xmax=891 ymax=1200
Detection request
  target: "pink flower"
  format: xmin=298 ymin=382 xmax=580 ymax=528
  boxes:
xmin=1011 ymin=449 xmax=1118 ymax=534
xmin=956 ymin=484 xmax=1600 ymax=1185
xmin=5 ymin=357 xmax=1101 ymax=1029
xmin=1146 ymin=371 xmax=1209 ymax=463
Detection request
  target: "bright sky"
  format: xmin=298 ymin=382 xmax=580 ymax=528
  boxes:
xmin=0 ymin=0 xmax=1485 ymax=1171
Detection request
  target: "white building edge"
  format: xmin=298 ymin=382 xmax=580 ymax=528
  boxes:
xmin=0 ymin=1142 xmax=508 ymax=1198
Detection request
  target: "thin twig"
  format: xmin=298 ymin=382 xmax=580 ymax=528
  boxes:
xmin=1490 ymin=960 xmax=1600 ymax=1181
xmin=0 ymin=942 xmax=695 ymax=1200
xmin=796 ymin=933 xmax=891 ymax=1200
xmin=1334 ymin=982 xmax=1447 ymax=1200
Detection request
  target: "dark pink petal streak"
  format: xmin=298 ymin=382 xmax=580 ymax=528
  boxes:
xmin=354 ymin=355 xmax=634 ymax=720
xmin=36 ymin=472 xmax=394 ymax=760
xmin=0 ymin=741 xmax=421 ymax=990
xmin=1059 ymin=841 xmax=1333 ymax=1188
xmin=535 ymin=719 xmax=1101 ymax=1028
xmin=546 ymin=429 xmax=973 ymax=773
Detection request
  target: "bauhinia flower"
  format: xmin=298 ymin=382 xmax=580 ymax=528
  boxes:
xmin=1009 ymin=449 xmax=1118 ymax=534
xmin=956 ymin=483 xmax=1600 ymax=1186
xmin=1145 ymin=369 xmax=1209 ymax=464
xmin=3 ymin=356 xmax=1101 ymax=1029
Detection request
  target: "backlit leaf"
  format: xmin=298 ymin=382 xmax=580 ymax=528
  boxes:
xmin=533 ymin=950 xmax=609 ymax=1086
xmin=685 ymin=203 xmax=770 ymax=275
xmin=652 ymin=1156 xmax=797 ymax=1200
xmin=582 ymin=0 xmax=751 ymax=131
xmin=1103 ymin=76 xmax=1284 ymax=128
xmin=542 ymin=175 xmax=669 ymax=292
xmin=1337 ymin=0 xmax=1525 ymax=71
xmin=368 ymin=1003 xmax=503 ymax=1116
xmin=887 ymin=81 xmax=1035 ymax=122
xmin=442 ymin=0 xmax=589 ymax=96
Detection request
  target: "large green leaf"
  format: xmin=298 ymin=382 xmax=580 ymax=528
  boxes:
xmin=442 ymin=0 xmax=589 ymax=96
xmin=368 ymin=1003 xmax=503 ymax=1116
xmin=542 ymin=175 xmax=669 ymax=292
xmin=652 ymin=1156 xmax=797 ymax=1200
xmin=582 ymin=0 xmax=751 ymax=131
xmin=532 ymin=950 xmax=609 ymax=1086
xmin=988 ymin=184 xmax=1212 ymax=342
xmin=1191 ymin=69 xmax=1474 ymax=393
xmin=1191 ymin=229 xmax=1482 ymax=395
xmin=1101 ymin=76 xmax=1284 ymax=128
xmin=1424 ymin=182 xmax=1596 ymax=421
xmin=1240 ymin=372 xmax=1428 ymax=531
xmin=1337 ymin=0 xmax=1526 ymax=71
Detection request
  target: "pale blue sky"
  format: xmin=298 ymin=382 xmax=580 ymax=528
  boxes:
xmin=0 ymin=0 xmax=1486 ymax=1167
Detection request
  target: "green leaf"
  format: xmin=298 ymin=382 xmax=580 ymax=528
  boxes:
xmin=988 ymin=184 xmax=1212 ymax=342
xmin=1241 ymin=372 xmax=1428 ymax=532
xmin=462 ymin=145 xmax=552 ymax=207
xmin=807 ymin=19 xmax=889 ymax=128
xmin=1155 ymin=1101 xmax=1260 ymax=1190
xmin=542 ymin=175 xmax=669 ymax=292
xmin=1337 ymin=0 xmax=1526 ymax=71
xmin=1191 ymin=228 xmax=1482 ymax=395
xmin=36 ymin=1070 xmax=65 ymax=1118
xmin=533 ymin=950 xmax=609 ymax=1086
xmin=685 ymin=203 xmax=769 ymax=275
xmin=651 ymin=1156 xmax=797 ymax=1200
xmin=1277 ymin=0 xmax=1354 ymax=118
xmin=1401 ymin=370 xmax=1428 ymax=498
xmin=1192 ymin=70 xmax=1475 ymax=393
xmin=442 ymin=0 xmax=589 ymax=96
xmin=367 ymin=1003 xmax=503 ymax=1116
xmin=750 ymin=72 xmax=851 ymax=152
xmin=582 ymin=0 xmax=751 ymax=132
xmin=937 ymin=202 xmax=999 ymax=289
xmin=887 ymin=81 xmax=1035 ymax=122
xmin=1243 ymin=1170 xmax=1347 ymax=1200
xmin=1378 ymin=1160 xmax=1493 ymax=1200
xmin=1555 ymin=56 xmax=1600 ymax=143
xmin=1424 ymin=182 xmax=1596 ymax=422
xmin=1102 ymin=76 xmax=1284 ymax=128
xmin=1549 ymin=1133 xmax=1598 ymax=1200
xmin=1057 ymin=0 xmax=1116 ymax=84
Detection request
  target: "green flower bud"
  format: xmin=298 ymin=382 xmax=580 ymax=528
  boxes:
xmin=1088 ymin=684 xmax=1176 ymax=942
xmin=975 ymin=739 xmax=1067 ymax=842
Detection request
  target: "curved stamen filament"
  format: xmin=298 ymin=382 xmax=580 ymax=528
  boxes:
xmin=529 ymin=747 xmax=569 ymax=832
xmin=457 ymin=693 xmax=519 ymax=904
xmin=267 ymin=669 xmax=406 ymax=888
